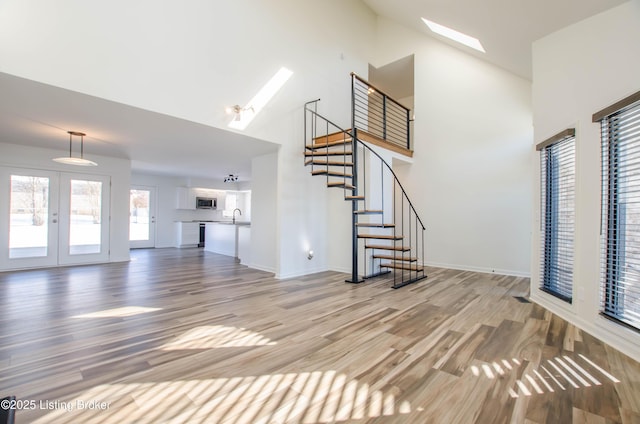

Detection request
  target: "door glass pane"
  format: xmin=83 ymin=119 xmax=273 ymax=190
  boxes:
xmin=9 ymin=175 xmax=49 ymax=258
xmin=130 ymin=189 xmax=150 ymax=241
xmin=69 ymin=179 xmax=102 ymax=255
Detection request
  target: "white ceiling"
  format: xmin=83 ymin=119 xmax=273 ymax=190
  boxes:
xmin=0 ymin=72 xmax=279 ymax=183
xmin=363 ymin=0 xmax=628 ymax=80
xmin=0 ymin=1 xmax=628 ymax=182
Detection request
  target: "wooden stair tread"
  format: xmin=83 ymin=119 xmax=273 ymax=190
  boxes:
xmin=311 ymin=170 xmax=353 ymax=178
xmin=357 ymin=234 xmax=403 ymax=240
xmin=328 ymin=182 xmax=355 ymax=189
xmin=354 ymin=210 xmax=383 ymax=215
xmin=313 ymin=131 xmax=353 ymax=144
xmin=305 ymin=151 xmax=352 ymax=157
xmin=365 ymin=244 xmax=411 ymax=252
xmin=306 ymin=139 xmax=352 ymax=150
xmin=356 ymin=223 xmax=395 ymax=228
xmin=305 ymin=159 xmax=354 ymax=167
xmin=345 ymin=195 xmax=365 ymax=200
xmin=373 ymin=254 xmax=417 ymax=262
xmin=380 ymin=262 xmax=424 ymax=271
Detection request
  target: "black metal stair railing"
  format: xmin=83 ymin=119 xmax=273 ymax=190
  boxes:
xmin=351 ymin=73 xmax=412 ymax=152
xmin=304 ymin=99 xmax=426 ymax=289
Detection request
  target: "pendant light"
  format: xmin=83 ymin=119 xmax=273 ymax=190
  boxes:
xmin=53 ymin=131 xmax=98 ymax=166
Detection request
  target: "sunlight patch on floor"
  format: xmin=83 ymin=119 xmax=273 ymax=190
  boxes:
xmin=31 ymin=371 xmax=411 ymax=424
xmin=470 ymin=354 xmax=620 ymax=399
xmin=71 ymin=306 xmax=162 ymax=318
xmin=159 ymin=325 xmax=276 ymax=350
xmin=470 ymin=355 xmax=618 ymax=399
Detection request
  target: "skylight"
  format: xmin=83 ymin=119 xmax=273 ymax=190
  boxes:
xmin=228 ymin=67 xmax=293 ymax=130
xmin=421 ymin=18 xmax=485 ymax=53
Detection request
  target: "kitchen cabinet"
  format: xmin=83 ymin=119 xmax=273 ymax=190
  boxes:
xmin=176 ymin=187 xmax=196 ymax=210
xmin=176 ymin=222 xmax=199 ymax=247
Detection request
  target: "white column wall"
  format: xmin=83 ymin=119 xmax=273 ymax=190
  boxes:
xmin=531 ymin=1 xmax=640 ymax=361
xmin=251 ymin=153 xmax=278 ymax=274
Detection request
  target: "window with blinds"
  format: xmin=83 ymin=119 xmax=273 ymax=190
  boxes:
xmin=537 ymin=129 xmax=576 ymax=302
xmin=594 ymin=91 xmax=640 ymax=331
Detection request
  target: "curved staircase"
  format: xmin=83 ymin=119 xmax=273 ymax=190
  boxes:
xmin=304 ymin=75 xmax=427 ymax=288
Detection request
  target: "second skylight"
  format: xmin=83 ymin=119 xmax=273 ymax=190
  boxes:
xmin=421 ymin=18 xmax=485 ymax=53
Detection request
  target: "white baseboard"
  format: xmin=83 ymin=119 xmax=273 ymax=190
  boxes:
xmin=328 ymin=266 xmax=350 ymax=274
xmin=275 ymin=266 xmax=328 ymax=280
xmin=424 ymin=261 xmax=530 ymax=278
xmin=248 ymin=263 xmax=276 ymax=275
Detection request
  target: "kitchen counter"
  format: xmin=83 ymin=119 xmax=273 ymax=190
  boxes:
xmin=203 ymin=222 xmax=251 ymax=263
xmin=174 ymin=220 xmax=250 ymax=224
xmin=174 ymin=220 xmax=219 ymax=223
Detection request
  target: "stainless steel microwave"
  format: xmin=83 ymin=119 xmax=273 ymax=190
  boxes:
xmin=196 ymin=197 xmax=217 ymax=209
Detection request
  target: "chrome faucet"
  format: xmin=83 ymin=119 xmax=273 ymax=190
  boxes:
xmin=232 ymin=208 xmax=242 ymax=224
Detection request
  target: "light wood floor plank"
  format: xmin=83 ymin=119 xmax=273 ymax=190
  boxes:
xmin=1 ymin=248 xmax=639 ymax=423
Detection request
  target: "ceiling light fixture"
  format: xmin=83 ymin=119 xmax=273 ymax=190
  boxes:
xmin=228 ymin=67 xmax=293 ymax=131
xmin=223 ymin=174 xmax=239 ymax=183
xmin=225 ymin=105 xmax=254 ymax=122
xmin=421 ymin=18 xmax=485 ymax=53
xmin=53 ymin=131 xmax=98 ymax=166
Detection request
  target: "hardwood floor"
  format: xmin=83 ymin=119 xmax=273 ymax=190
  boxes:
xmin=0 ymin=248 xmax=639 ymax=423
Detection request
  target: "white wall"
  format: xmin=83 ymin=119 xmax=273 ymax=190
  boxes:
xmin=531 ymin=1 xmax=640 ymax=362
xmin=0 ymin=1 xmax=535 ymax=280
xmin=373 ymin=17 xmax=533 ymax=276
xmin=0 ymin=142 xmax=131 ymax=263
xmin=0 ymin=0 xmax=377 ymax=279
xmin=237 ymin=192 xmax=251 ymax=223
xmin=0 ymin=0 xmax=374 ymax=134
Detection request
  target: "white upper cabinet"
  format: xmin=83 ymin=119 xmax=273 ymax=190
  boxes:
xmin=176 ymin=187 xmax=196 ymax=210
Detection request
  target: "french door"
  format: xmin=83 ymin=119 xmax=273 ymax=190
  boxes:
xmin=0 ymin=167 xmax=110 ymax=270
xmin=129 ymin=185 xmax=156 ymax=249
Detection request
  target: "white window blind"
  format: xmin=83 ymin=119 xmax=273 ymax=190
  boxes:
xmin=537 ymin=129 xmax=576 ymax=302
xmin=596 ymin=91 xmax=640 ymax=331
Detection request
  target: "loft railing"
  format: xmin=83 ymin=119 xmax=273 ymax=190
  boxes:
xmin=351 ymin=73 xmax=412 ymax=152
xmin=304 ymin=100 xmax=426 ymax=288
